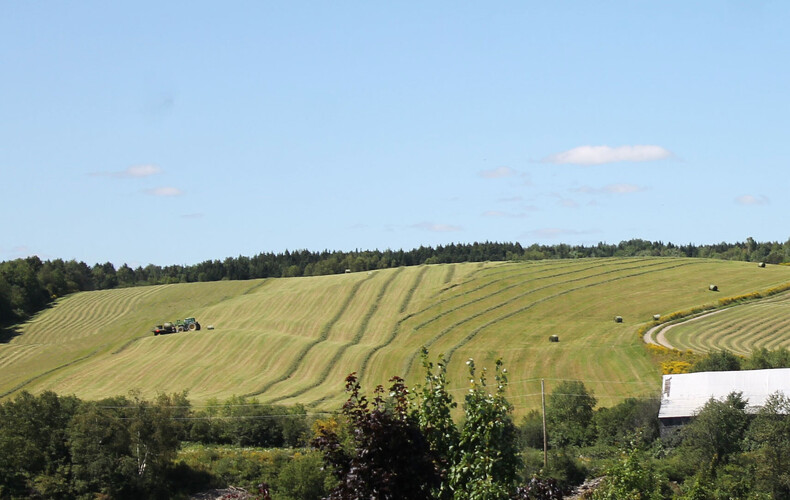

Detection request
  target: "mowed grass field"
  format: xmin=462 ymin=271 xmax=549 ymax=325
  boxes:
xmin=2 ymin=257 xmax=790 ymax=416
xmin=663 ymin=291 xmax=790 ymax=355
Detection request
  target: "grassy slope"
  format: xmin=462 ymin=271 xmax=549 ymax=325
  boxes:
xmin=664 ymin=290 xmax=790 ymax=354
xmin=2 ymin=258 xmax=790 ymax=417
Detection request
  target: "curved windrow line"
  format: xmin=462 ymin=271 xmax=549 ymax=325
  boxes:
xmin=242 ymin=274 xmax=372 ymax=399
xmin=399 ymin=266 xmax=430 ymax=315
xmin=726 ymin=311 xmax=781 ymax=353
xmin=111 ymin=336 xmax=145 ymax=355
xmin=113 ymin=285 xmax=239 ymax=355
xmin=24 ymin=293 xmax=91 ymax=331
xmin=0 ymin=348 xmax=103 ymax=398
xmin=433 ymin=261 xmax=524 ymax=299
xmin=267 ymin=268 xmax=404 ymax=404
xmin=429 ymin=261 xmax=700 ymax=371
xmin=242 ymin=279 xmax=271 ymax=295
xmin=443 ymin=264 xmax=456 ymax=284
xmin=683 ymin=311 xmax=756 ymax=352
xmin=433 ymin=258 xmax=619 ymax=301
xmin=25 ymin=292 xmax=105 ymax=337
xmin=0 ymin=344 xmax=43 ymax=369
xmin=401 ymin=259 xmax=680 ymax=373
xmin=28 ymin=286 xmax=163 ymax=343
xmin=702 ymin=307 xmax=790 ymax=354
xmin=666 ymin=294 xmax=790 ymax=354
xmin=355 ymin=266 xmax=430 ymax=382
xmin=408 ymin=259 xmax=636 ymax=334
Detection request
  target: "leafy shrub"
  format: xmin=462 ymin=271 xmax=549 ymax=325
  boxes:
xmin=591 ymin=448 xmax=663 ymax=500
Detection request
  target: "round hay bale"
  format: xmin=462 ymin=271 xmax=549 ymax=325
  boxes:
xmin=549 ymin=335 xmax=559 ymax=342
xmin=614 ymin=316 xmax=623 ymax=323
xmin=653 ymin=314 xmax=661 ymax=321
xmin=709 ymin=284 xmax=718 ymax=291
xmin=758 ymin=262 xmax=766 ymax=268
xmin=207 ymin=325 xmax=215 ymax=330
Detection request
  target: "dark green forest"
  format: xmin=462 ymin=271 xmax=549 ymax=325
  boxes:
xmin=2 ymin=237 xmax=789 ymax=325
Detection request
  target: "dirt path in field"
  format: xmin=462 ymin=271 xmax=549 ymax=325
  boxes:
xmin=643 ymin=309 xmax=727 ymax=350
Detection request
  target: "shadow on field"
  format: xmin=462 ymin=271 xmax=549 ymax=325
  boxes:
xmin=0 ymin=324 xmax=21 ymax=343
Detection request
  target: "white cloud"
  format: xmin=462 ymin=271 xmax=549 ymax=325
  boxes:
xmin=526 ymin=228 xmax=581 ymax=238
xmin=145 ymin=187 xmax=183 ymax=197
xmin=483 ymin=210 xmax=508 ymax=217
xmin=479 ymin=166 xmax=516 ymax=179
xmin=735 ymin=195 xmax=769 ymax=206
xmin=123 ymin=164 xmax=161 ymax=177
xmin=482 ymin=210 xmax=531 ymax=219
xmin=412 ymin=222 xmax=462 ymax=232
xmin=544 ymin=145 xmax=672 ymax=165
xmin=575 ymin=183 xmax=645 ymax=194
xmin=523 ymin=228 xmax=599 ymax=239
xmin=90 ymin=164 xmax=162 ymax=178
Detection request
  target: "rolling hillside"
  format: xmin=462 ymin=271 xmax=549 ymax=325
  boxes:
xmin=2 ymin=257 xmax=790 ymax=416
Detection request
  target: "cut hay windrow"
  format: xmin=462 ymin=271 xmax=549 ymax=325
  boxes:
xmin=437 ymin=260 xmax=701 ymax=370
xmin=408 ymin=259 xmax=655 ymax=338
xmin=241 ymin=274 xmax=372 ymax=399
xmin=664 ymin=292 xmax=790 ymax=355
xmin=267 ymin=268 xmax=404 ymax=404
xmin=401 ymin=259 xmax=699 ymax=377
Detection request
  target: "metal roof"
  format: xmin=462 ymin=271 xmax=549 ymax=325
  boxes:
xmin=659 ymin=368 xmax=790 ymax=419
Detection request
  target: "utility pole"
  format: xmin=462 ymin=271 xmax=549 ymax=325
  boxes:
xmin=541 ymin=379 xmax=547 ymax=468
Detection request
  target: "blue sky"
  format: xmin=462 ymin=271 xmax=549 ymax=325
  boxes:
xmin=2 ymin=2 xmax=788 ymax=267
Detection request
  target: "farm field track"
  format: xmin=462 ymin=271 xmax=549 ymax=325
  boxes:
xmin=662 ymin=291 xmax=790 ymax=355
xmin=2 ymin=258 xmax=790 ymax=416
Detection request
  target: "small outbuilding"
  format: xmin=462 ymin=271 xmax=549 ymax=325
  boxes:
xmin=659 ymin=368 xmax=790 ymax=436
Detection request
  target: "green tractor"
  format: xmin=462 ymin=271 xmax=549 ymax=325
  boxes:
xmin=175 ymin=317 xmax=201 ymax=332
xmin=152 ymin=317 xmax=201 ymax=335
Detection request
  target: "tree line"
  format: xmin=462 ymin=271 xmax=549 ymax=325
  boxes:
xmin=0 ymin=390 xmax=315 ymax=499
xmin=3 ymin=237 xmax=789 ymax=325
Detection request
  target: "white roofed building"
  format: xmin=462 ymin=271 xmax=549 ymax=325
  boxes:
xmin=659 ymin=368 xmax=790 ymax=436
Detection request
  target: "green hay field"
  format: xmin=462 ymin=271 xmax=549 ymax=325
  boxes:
xmin=2 ymin=257 xmax=790 ymax=416
xmin=662 ymin=291 xmax=790 ymax=355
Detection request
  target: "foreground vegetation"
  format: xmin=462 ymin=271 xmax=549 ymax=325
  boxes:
xmin=4 ymin=349 xmax=790 ymax=499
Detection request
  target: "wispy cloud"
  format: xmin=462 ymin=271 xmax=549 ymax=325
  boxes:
xmin=523 ymin=228 xmax=599 ymax=239
xmin=497 ymin=196 xmax=524 ymax=203
xmin=559 ymin=198 xmax=579 ymax=208
xmin=412 ymin=222 xmax=462 ymax=232
xmin=575 ymin=183 xmax=646 ymax=194
xmin=735 ymin=195 xmax=769 ymax=206
xmin=483 ymin=210 xmax=508 ymax=217
xmin=544 ymin=145 xmax=672 ymax=165
xmin=479 ymin=166 xmax=516 ymax=179
xmin=0 ymin=245 xmax=33 ymax=259
xmin=91 ymin=164 xmax=162 ymax=178
xmin=145 ymin=187 xmax=183 ymax=197
xmin=482 ymin=210 xmax=530 ymax=218
xmin=124 ymin=164 xmax=161 ymax=177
